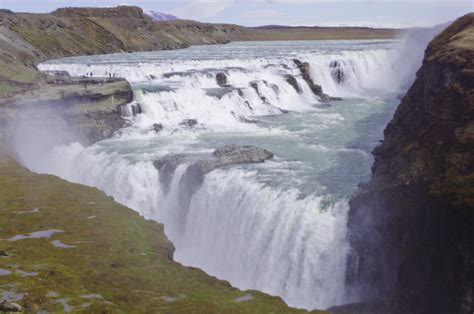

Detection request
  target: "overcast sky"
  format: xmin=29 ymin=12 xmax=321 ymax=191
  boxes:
xmin=1 ymin=0 xmax=473 ymax=28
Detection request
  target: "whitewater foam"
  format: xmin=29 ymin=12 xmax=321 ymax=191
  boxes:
xmin=39 ymin=43 xmax=400 ymax=135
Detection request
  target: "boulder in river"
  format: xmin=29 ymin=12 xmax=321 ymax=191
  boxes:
xmin=183 ymin=145 xmax=274 ymax=191
xmin=213 ymin=144 xmax=273 ymax=166
xmin=329 ymin=60 xmax=346 ymax=84
xmin=249 ymin=81 xmax=270 ymax=104
xmin=154 ymin=144 xmax=273 ymax=187
xmin=216 ymin=72 xmax=228 ymax=87
xmin=179 ymin=119 xmax=198 ymax=127
xmin=153 ymin=123 xmax=163 ymax=133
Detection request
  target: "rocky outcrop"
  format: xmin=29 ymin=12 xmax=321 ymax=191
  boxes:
xmin=329 ymin=61 xmax=345 ymax=84
xmin=179 ymin=119 xmax=198 ymax=128
xmin=216 ymin=72 xmax=228 ymax=87
xmin=0 ymin=77 xmax=133 ymax=144
xmin=154 ymin=145 xmax=273 ymax=190
xmin=214 ymin=144 xmax=273 ymax=162
xmin=155 ymin=145 xmax=273 ymax=175
xmin=346 ymin=13 xmax=474 ymax=314
xmin=293 ymin=59 xmax=340 ymax=102
xmin=286 ymin=74 xmax=301 ymax=93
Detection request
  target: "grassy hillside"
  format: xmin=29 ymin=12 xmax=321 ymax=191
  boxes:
xmin=0 ymin=152 xmax=326 ymax=313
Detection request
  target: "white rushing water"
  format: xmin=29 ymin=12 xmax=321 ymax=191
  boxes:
xmin=24 ymin=40 xmax=407 ymax=309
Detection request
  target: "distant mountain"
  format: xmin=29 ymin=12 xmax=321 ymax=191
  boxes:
xmin=145 ymin=10 xmax=178 ymax=21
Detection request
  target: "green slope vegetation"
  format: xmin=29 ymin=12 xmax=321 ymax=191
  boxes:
xmin=0 ymin=153 xmax=324 ymax=313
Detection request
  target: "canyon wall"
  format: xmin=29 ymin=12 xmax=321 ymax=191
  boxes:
xmin=347 ymin=13 xmax=474 ymax=314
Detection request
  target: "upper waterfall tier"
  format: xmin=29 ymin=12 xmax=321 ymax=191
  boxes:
xmin=39 ymin=40 xmax=404 ymax=135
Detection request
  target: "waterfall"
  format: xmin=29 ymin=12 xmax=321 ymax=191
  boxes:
xmin=25 ymin=41 xmax=404 ymax=310
xmin=39 ymin=47 xmax=398 ymax=134
xmin=29 ymin=143 xmax=350 ymax=310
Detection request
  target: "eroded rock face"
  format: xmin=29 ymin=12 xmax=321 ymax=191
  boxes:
xmin=214 ymin=144 xmax=274 ymax=164
xmin=1 ymin=77 xmax=134 ymax=144
xmin=346 ymin=13 xmax=474 ymax=314
xmin=185 ymin=145 xmax=274 ymax=183
xmin=154 ymin=145 xmax=273 ymax=190
xmin=286 ymin=75 xmax=301 ymax=93
xmin=249 ymin=81 xmax=268 ymax=104
xmin=330 ymin=60 xmax=345 ymax=84
xmin=293 ymin=59 xmax=332 ymax=102
xmin=152 ymin=123 xmax=163 ymax=133
xmin=153 ymin=155 xmax=186 ymax=193
xmin=179 ymin=119 xmax=198 ymax=127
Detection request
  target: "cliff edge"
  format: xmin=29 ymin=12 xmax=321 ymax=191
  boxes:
xmin=346 ymin=13 xmax=474 ymax=313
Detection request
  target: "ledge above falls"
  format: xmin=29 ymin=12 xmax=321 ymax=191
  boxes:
xmin=0 ymin=75 xmax=134 ymax=144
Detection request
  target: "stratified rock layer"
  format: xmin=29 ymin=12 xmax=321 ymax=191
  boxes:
xmin=0 ymin=77 xmax=134 ymax=144
xmin=346 ymin=13 xmax=474 ymax=314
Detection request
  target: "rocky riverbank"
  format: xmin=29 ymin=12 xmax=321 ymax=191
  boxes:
xmin=346 ymin=13 xmax=474 ymax=313
xmin=0 ymin=75 xmax=133 ymax=144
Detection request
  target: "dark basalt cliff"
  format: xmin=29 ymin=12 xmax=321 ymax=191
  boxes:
xmin=346 ymin=13 xmax=474 ymax=313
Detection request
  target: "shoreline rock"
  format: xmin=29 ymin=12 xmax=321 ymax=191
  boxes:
xmin=0 ymin=77 xmax=134 ymax=144
xmin=216 ymin=72 xmax=229 ymax=87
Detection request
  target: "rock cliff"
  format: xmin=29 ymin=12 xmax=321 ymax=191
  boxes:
xmin=0 ymin=76 xmax=134 ymax=144
xmin=346 ymin=13 xmax=474 ymax=314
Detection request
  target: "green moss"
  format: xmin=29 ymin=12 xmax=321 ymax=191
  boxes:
xmin=0 ymin=156 xmax=324 ymax=313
